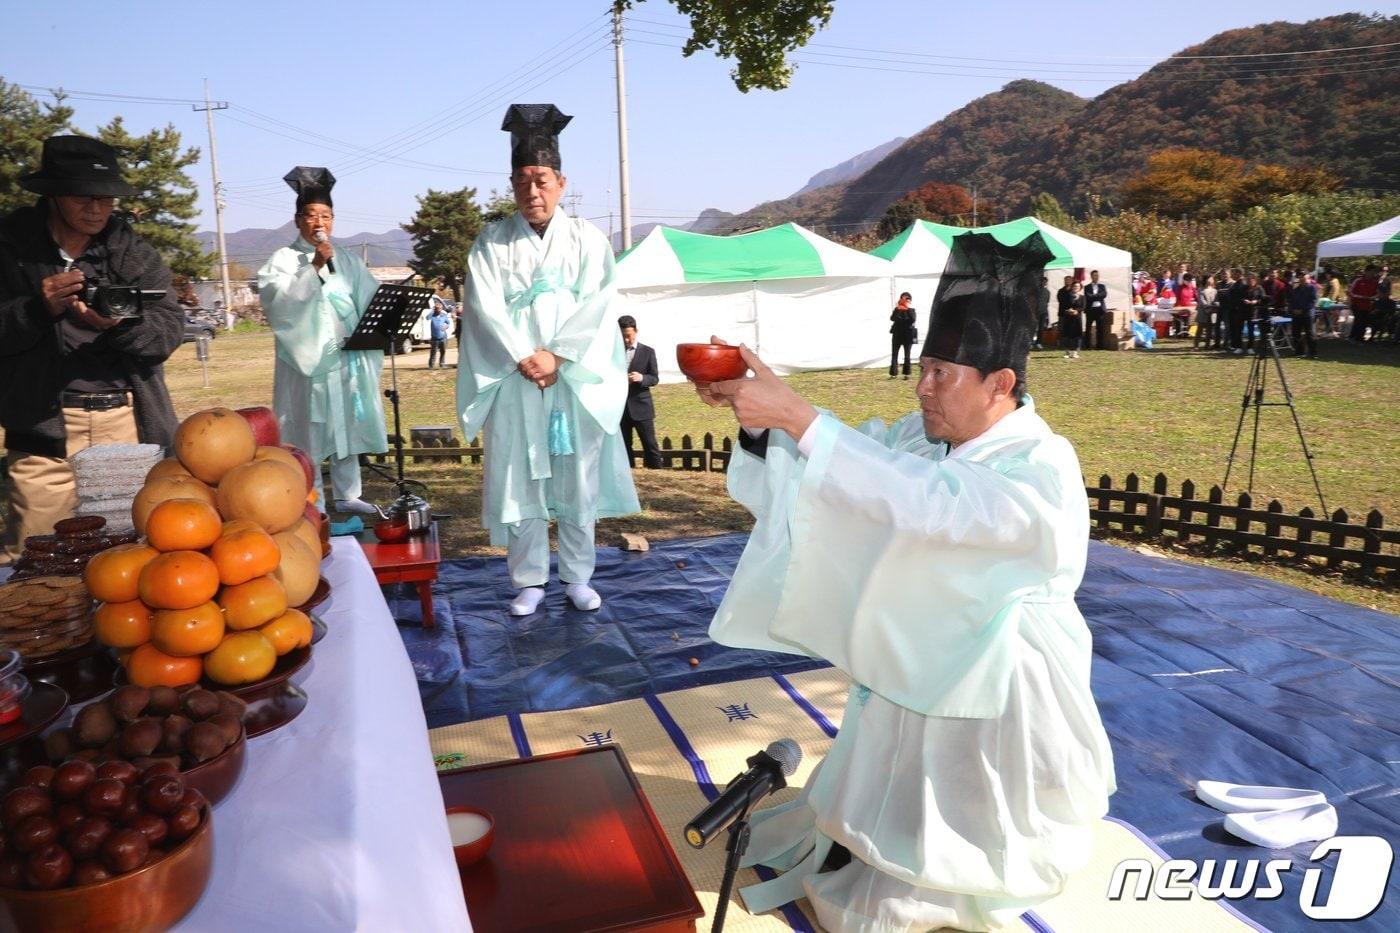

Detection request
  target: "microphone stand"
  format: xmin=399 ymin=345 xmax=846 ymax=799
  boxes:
xmin=712 ymin=797 xmax=755 ymax=933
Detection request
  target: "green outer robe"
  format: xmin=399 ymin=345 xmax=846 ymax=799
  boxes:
xmin=713 ymin=400 xmax=1116 ymax=931
xmin=256 ymin=239 xmax=387 ymax=464
xmin=456 ymin=212 xmax=639 ymax=544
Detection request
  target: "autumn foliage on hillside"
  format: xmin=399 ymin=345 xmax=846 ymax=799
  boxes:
xmin=1120 ymin=148 xmax=1341 ymax=219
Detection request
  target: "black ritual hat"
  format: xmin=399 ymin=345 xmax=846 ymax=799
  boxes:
xmin=502 ymin=104 xmax=572 ymax=171
xmin=19 ymin=135 xmax=137 ymax=198
xmin=920 ymin=231 xmax=1054 ymax=382
xmin=284 ymin=166 xmax=336 ymax=210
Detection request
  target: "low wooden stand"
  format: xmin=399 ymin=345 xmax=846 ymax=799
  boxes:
xmin=357 ymin=520 xmax=441 ymax=627
xmin=439 ymin=746 xmax=703 ymax=932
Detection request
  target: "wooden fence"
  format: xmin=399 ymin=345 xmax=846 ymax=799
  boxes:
xmin=378 ymin=430 xmax=1395 ymax=577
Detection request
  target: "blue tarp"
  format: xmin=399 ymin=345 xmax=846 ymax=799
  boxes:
xmin=388 ymin=535 xmax=1399 ymax=932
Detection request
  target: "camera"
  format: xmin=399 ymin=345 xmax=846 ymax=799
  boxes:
xmin=83 ymin=279 xmax=166 ymax=320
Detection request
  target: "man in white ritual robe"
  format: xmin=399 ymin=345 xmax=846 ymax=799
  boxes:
xmin=256 ymin=167 xmax=385 ymax=514
xmin=697 ymin=231 xmax=1116 ymax=932
xmin=456 ymin=105 xmax=638 ymax=617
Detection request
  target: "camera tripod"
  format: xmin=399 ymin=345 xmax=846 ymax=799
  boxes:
xmin=1221 ymin=316 xmax=1327 ymax=515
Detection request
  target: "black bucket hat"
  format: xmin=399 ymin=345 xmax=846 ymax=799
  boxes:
xmin=19 ymin=135 xmax=137 ymax=198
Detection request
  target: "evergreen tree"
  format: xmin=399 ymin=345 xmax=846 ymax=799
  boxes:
xmin=94 ymin=117 xmax=213 ymax=278
xmin=1030 ymin=192 xmax=1071 ymax=228
xmin=402 ymin=188 xmax=485 ymax=301
xmin=0 ymin=80 xmax=74 ymax=215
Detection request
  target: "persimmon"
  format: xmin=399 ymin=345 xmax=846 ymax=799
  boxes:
xmin=258 ymin=608 xmax=312 ymax=655
xmin=137 ymin=550 xmax=220 ymax=610
xmin=210 ymin=523 xmax=280 ymax=586
xmin=93 ymin=599 xmax=153 ymax=649
xmin=126 ymin=643 xmax=203 ymax=688
xmin=145 ymin=498 xmax=223 ymax=553
xmin=151 ymin=601 xmax=226 ymax=657
xmin=203 ymin=631 xmax=276 ymax=685
xmin=218 ymin=575 xmax=287 ymax=631
xmin=132 ymin=474 xmax=217 ymax=535
xmin=84 ymin=544 xmax=159 ymax=604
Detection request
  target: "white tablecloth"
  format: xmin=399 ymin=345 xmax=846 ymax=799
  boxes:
xmin=175 ymin=538 xmax=471 ymax=931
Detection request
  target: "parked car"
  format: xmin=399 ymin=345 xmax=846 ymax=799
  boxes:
xmin=182 ymin=312 xmax=217 ymax=344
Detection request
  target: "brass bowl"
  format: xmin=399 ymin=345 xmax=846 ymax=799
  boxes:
xmin=0 ymin=801 xmax=213 ymax=933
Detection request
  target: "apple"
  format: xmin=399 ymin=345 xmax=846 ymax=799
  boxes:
xmin=280 ymin=444 xmax=317 ymax=492
xmin=236 ymin=407 xmax=281 ymax=447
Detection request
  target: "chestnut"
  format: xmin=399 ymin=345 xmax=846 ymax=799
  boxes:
xmin=140 ymin=774 xmax=185 ymax=816
xmin=95 ymin=760 xmax=139 ymax=786
xmin=0 ymin=855 xmax=23 ymax=889
xmin=65 ymin=815 xmax=114 ymax=862
xmin=23 ymin=843 xmax=73 ymax=890
xmin=176 ymin=787 xmax=205 ymax=811
xmin=138 ymin=760 xmax=180 ymax=782
xmin=100 ymin=828 xmax=149 ymax=874
xmin=53 ymin=802 xmax=85 ymax=833
xmin=71 ymin=860 xmax=112 ymax=886
xmin=20 ymin=766 xmax=55 ymax=790
xmin=51 ymin=760 xmax=97 ymax=802
xmin=11 ymin=815 xmax=58 ymax=855
xmin=1 ymin=787 xmax=52 ymax=830
xmin=128 ymin=812 xmax=168 ymax=848
xmin=165 ymin=804 xmax=201 ymax=844
xmin=82 ymin=778 xmax=127 ymax=817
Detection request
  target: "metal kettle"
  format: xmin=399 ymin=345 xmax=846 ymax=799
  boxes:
xmin=387 ymin=490 xmax=431 ymax=533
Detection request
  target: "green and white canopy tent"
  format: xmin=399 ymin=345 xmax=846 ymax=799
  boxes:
xmin=614 ymin=223 xmax=897 ymax=382
xmin=1316 ymin=214 xmax=1400 ymax=264
xmin=872 ymin=217 xmax=1134 ymax=320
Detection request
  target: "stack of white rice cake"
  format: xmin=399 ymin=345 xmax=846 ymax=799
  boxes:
xmin=71 ymin=443 xmax=163 ymax=534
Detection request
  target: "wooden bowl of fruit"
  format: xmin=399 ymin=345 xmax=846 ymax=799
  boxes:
xmin=0 ymin=763 xmax=213 ymax=932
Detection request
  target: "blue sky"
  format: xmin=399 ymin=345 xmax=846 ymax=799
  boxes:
xmin=4 ymin=0 xmax=1392 ymax=248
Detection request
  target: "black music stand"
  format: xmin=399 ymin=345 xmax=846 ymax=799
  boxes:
xmin=342 ymin=284 xmax=433 ymax=500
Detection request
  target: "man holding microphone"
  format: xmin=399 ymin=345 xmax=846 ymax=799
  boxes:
xmin=257 ymin=167 xmax=386 ymax=515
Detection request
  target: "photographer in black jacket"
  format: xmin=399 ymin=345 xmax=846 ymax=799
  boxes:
xmin=0 ymin=136 xmax=183 ymax=563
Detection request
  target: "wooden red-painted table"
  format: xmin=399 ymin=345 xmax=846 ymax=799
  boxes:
xmin=357 ymin=521 xmax=440 ymax=628
xmin=439 ymin=745 xmax=704 ymax=932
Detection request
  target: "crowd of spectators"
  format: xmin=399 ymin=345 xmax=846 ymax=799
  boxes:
xmin=1128 ymin=262 xmax=1396 ymax=357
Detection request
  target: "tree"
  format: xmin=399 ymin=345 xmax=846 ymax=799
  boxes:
xmin=1029 ymin=192 xmax=1071 ymax=228
xmin=619 ymin=0 xmax=833 ymax=91
xmin=0 ymin=80 xmax=74 ymax=215
xmin=482 ymin=190 xmax=517 ymax=224
xmin=907 ymin=182 xmax=974 ymax=224
xmin=1120 ymin=148 xmax=1341 ymax=220
xmin=875 ymin=197 xmax=924 ymax=242
xmin=95 ymin=117 xmax=213 ymax=279
xmin=402 ymin=188 xmax=485 ymax=300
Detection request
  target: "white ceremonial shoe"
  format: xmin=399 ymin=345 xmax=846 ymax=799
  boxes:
xmin=1195 ymin=780 xmax=1328 ymax=814
xmin=1224 ymin=803 xmax=1338 ymax=849
xmin=508 ymin=587 xmax=546 ymax=617
xmin=565 ymin=583 xmax=602 ymax=611
xmin=334 ymin=498 xmax=380 ymax=516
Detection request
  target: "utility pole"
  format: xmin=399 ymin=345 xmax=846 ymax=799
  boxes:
xmin=971 ymin=183 xmax=979 ymax=227
xmin=361 ymin=241 xmax=369 ymax=266
xmin=193 ymin=81 xmax=233 ymax=329
xmin=612 ymin=4 xmax=633 ymax=251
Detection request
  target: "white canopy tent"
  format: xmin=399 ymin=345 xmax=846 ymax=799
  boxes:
xmin=614 ymin=223 xmax=897 ymax=383
xmin=1316 ymin=214 xmax=1400 ymax=264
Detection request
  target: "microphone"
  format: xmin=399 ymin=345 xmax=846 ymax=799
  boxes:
xmin=684 ymin=739 xmax=801 ymax=849
xmin=314 ymin=230 xmax=335 ymax=274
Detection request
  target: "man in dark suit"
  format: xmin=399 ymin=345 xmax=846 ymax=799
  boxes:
xmin=1082 ymin=270 xmax=1108 ymax=350
xmin=618 ymin=315 xmax=661 ymax=468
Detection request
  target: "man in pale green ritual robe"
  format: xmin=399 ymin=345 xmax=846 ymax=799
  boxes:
xmin=256 ymin=167 xmax=386 ymax=515
xmin=456 ymin=105 xmax=638 ymax=617
xmin=696 ymin=232 xmax=1116 ymax=932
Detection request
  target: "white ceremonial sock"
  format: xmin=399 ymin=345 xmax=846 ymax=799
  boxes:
xmin=509 ymin=586 xmax=546 ymax=617
xmin=565 ymin=583 xmax=601 ymax=611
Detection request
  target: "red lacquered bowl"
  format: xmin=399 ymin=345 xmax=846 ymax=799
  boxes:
xmin=447 ymin=806 xmax=495 ymax=869
xmin=0 ymin=799 xmax=213 ymax=933
xmin=373 ymin=519 xmax=410 ymax=543
xmin=676 ymin=343 xmax=746 ymax=382
xmin=181 ymin=724 xmax=246 ymax=805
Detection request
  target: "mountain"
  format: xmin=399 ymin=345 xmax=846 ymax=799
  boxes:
xmin=792 ymin=136 xmax=906 ymax=196
xmin=196 ymin=222 xmax=414 ymax=271
xmin=718 ymin=13 xmax=1400 ymax=234
xmin=685 ymin=208 xmax=735 ymax=234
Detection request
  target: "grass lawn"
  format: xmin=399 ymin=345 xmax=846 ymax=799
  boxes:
xmin=20 ymin=327 xmax=1399 ymax=613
